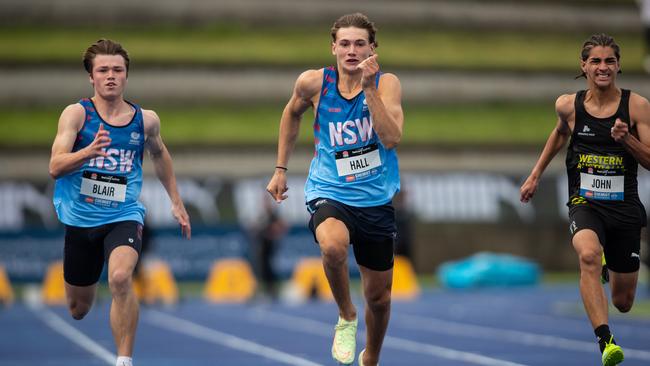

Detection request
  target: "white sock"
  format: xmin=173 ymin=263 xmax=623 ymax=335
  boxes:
xmin=116 ymin=356 xmax=132 ymax=366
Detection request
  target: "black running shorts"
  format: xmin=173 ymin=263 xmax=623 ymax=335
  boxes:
xmin=308 ymin=198 xmax=396 ymax=271
xmin=569 ymin=205 xmax=641 ymax=273
xmin=64 ymin=220 xmax=143 ymax=286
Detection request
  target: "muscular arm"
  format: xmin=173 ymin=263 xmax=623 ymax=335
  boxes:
xmin=613 ymin=93 xmax=650 ymax=169
xmin=49 ymin=104 xmax=110 ymax=179
xmin=520 ymin=94 xmax=574 ymax=202
xmin=275 ymin=70 xmax=321 ymax=169
xmin=266 ymin=69 xmax=321 ymax=202
xmin=358 ymin=55 xmax=403 ymax=149
xmin=144 ymin=110 xmax=191 ymax=238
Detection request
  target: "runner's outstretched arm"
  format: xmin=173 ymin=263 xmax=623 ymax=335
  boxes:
xmin=267 ymin=69 xmax=321 ymax=202
xmin=144 ymin=109 xmax=191 ymax=239
xmin=520 ymin=94 xmax=573 ymax=202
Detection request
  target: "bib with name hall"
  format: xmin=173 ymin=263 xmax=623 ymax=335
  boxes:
xmin=304 ymin=67 xmax=400 ymax=207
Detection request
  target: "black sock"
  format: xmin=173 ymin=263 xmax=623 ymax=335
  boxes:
xmin=595 ymin=324 xmax=615 ymax=353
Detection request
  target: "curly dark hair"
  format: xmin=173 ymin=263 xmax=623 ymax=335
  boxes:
xmin=576 ymin=33 xmax=621 ymax=79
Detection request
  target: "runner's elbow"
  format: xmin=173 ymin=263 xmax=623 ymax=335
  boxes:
xmin=383 ymin=135 xmax=401 ymax=149
xmin=48 ymin=164 xmax=61 ymax=180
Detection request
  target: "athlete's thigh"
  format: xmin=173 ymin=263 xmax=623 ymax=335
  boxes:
xmin=572 ymin=229 xmax=602 ymax=256
xmin=107 ymin=246 xmax=139 ymax=278
xmin=605 ymin=224 xmax=641 ymax=301
xmin=351 ymin=235 xmax=395 ymax=272
xmin=603 ymin=225 xmax=642 ymax=273
xmin=315 ymin=217 xmax=350 ymax=248
xmin=570 ymin=205 xmax=605 ymax=255
xmin=609 ymin=270 xmax=639 ymax=298
xmin=64 ymin=282 xmax=98 ymax=305
xmin=104 ymin=221 xmax=142 ymax=274
xmin=350 ymin=204 xmax=396 ymax=272
xmin=63 ymin=225 xmax=105 ymax=287
xmin=308 ymin=198 xmax=353 ymax=247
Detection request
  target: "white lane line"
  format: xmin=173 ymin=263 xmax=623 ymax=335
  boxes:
xmin=248 ymin=310 xmax=528 ymax=366
xmin=26 ymin=302 xmax=115 ymax=365
xmin=394 ymin=313 xmax=650 ymax=361
xmin=144 ymin=310 xmax=324 ymax=366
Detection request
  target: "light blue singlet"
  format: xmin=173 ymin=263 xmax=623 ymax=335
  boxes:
xmin=53 ymin=98 xmax=146 ymax=227
xmin=305 ymin=67 xmax=400 ymax=207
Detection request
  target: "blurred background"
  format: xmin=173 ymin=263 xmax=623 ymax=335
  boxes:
xmin=1 ymin=0 xmax=650 ymax=293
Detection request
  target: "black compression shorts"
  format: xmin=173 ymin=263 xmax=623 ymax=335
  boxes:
xmin=64 ymin=220 xmax=143 ymax=286
xmin=308 ymin=198 xmax=396 ymax=271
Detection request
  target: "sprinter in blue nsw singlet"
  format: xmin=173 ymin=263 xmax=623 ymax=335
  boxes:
xmin=53 ymin=98 xmax=145 ymax=227
xmin=305 ymin=66 xmax=400 ymax=207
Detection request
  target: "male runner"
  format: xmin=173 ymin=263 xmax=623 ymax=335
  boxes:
xmin=520 ymin=34 xmax=650 ymax=366
xmin=266 ymin=13 xmax=403 ymax=366
xmin=49 ymin=39 xmax=191 ymax=366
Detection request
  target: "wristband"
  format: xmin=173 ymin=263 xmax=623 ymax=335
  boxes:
xmin=275 ymin=166 xmax=288 ymax=171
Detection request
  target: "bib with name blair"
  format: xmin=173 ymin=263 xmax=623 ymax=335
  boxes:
xmin=53 ymin=98 xmax=146 ymax=227
xmin=305 ymin=67 xmax=400 ymax=207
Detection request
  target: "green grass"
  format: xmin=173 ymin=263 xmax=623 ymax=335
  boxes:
xmin=542 ymin=271 xmax=580 ymax=283
xmin=0 ymin=102 xmax=558 ymax=148
xmin=556 ymin=299 xmax=650 ymax=318
xmin=0 ymin=25 xmax=644 ymax=72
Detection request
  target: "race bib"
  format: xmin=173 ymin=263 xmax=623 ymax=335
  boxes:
xmin=335 ymin=143 xmax=382 ymax=181
xmin=80 ymin=171 xmax=127 ymax=206
xmin=579 ymin=172 xmax=624 ymax=201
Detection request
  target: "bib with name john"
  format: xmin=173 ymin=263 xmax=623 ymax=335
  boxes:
xmin=566 ymin=89 xmax=643 ymax=220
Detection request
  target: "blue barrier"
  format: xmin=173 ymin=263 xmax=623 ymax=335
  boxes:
xmin=437 ymin=252 xmax=541 ymax=289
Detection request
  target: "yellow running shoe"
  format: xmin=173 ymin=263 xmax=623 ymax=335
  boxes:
xmin=332 ymin=316 xmax=357 ymax=365
xmin=602 ymin=336 xmax=624 ymax=366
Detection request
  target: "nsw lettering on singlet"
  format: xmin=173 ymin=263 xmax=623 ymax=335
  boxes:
xmin=329 ymin=116 xmax=382 ymax=182
xmin=80 ymin=148 xmax=136 ymax=208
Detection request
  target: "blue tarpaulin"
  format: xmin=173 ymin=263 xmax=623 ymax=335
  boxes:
xmin=437 ymin=252 xmax=541 ymax=289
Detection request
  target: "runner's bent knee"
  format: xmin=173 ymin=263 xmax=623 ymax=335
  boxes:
xmin=612 ymin=293 xmax=634 ymax=313
xmin=365 ymin=290 xmax=391 ymax=313
xmin=108 ymin=268 xmax=133 ymax=295
xmin=68 ymin=299 xmax=92 ymax=320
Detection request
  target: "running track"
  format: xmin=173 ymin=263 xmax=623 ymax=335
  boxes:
xmin=1 ymin=285 xmax=649 ymax=365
